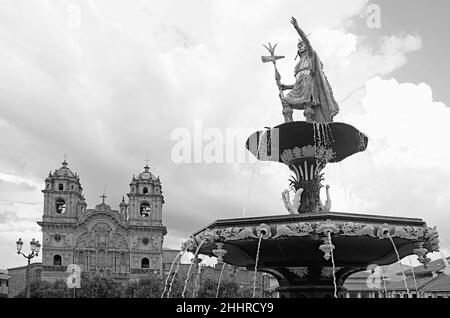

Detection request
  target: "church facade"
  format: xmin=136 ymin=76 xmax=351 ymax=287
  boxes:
xmin=37 ymin=160 xmax=167 ymax=284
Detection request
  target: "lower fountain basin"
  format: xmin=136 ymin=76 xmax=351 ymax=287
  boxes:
xmin=189 ymin=212 xmax=439 ymax=298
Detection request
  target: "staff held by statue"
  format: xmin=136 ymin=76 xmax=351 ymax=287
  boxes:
xmin=261 ymin=43 xmax=290 ymax=120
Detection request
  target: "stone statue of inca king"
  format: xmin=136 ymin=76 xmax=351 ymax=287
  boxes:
xmin=279 ymin=17 xmax=340 ymax=123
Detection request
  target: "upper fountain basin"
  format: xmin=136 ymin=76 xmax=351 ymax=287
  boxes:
xmin=245 ymin=121 xmax=368 ymax=164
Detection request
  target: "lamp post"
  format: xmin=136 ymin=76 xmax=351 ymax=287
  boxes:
xmin=16 ymin=238 xmax=41 ymax=298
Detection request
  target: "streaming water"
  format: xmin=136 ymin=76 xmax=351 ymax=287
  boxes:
xmin=192 ymin=259 xmax=203 ymax=298
xmin=338 ymin=162 xmax=350 ymax=211
xmin=242 ymin=131 xmax=266 ymax=217
xmin=166 ymin=246 xmax=189 ymax=298
xmin=407 ymin=256 xmax=420 ymax=297
xmin=387 ymin=234 xmax=411 ymax=296
xmin=439 ymin=237 xmax=450 ymax=251
xmin=439 ymin=251 xmax=450 ymax=276
xmin=327 ymin=232 xmax=338 ymax=298
xmin=321 ymin=124 xmax=327 ymax=147
xmin=325 ymin=123 xmax=334 ymax=147
xmin=367 ymin=140 xmax=397 ymax=198
xmin=166 ymin=256 xmax=182 ymax=298
xmin=379 ymin=266 xmax=389 ymax=298
xmin=438 ymin=239 xmax=450 ymax=275
xmin=161 ymin=250 xmax=183 ymax=298
xmin=313 ymin=123 xmax=321 ymax=147
xmin=252 ymin=234 xmax=263 ymax=298
xmin=215 ymin=263 xmax=226 ymax=298
xmin=181 ymin=240 xmax=206 ymax=298
xmin=313 ymin=123 xmax=317 ymax=147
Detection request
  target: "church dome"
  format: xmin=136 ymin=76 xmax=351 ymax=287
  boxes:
xmin=95 ymin=202 xmax=112 ymax=211
xmin=53 ymin=160 xmax=76 ymax=178
xmin=136 ymin=164 xmax=155 ymax=181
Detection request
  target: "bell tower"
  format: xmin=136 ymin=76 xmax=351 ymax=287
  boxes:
xmin=126 ymin=162 xmax=167 ymax=277
xmin=127 ymin=163 xmax=164 ymax=226
xmin=42 ymin=159 xmax=87 ymax=223
xmin=39 ymin=159 xmax=87 ymax=278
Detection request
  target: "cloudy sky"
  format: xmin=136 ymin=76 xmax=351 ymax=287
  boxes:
xmin=1 ymin=0 xmax=450 ymax=269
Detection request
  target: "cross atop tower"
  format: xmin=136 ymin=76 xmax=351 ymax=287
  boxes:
xmin=100 ymin=185 xmax=107 ymax=204
xmin=62 ymin=153 xmax=68 ymax=167
xmin=145 ymin=159 xmax=150 ymax=167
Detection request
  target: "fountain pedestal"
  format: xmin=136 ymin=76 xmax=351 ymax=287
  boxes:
xmin=275 ymin=267 xmax=349 ymax=298
xmin=246 ymin=121 xmax=368 ymax=213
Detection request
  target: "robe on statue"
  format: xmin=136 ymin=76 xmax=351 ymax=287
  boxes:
xmin=284 ymin=50 xmax=339 ymax=123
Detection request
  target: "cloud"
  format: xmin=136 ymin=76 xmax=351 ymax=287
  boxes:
xmin=0 ymin=0 xmax=445 ymax=269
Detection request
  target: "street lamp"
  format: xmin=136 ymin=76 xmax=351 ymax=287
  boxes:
xmin=16 ymin=238 xmax=41 ymax=298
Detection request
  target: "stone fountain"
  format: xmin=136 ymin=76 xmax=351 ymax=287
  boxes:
xmin=186 ymin=17 xmax=439 ymax=298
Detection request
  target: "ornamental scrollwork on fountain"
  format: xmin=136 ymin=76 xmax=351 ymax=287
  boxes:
xmin=272 ymin=222 xmax=313 ymax=239
xmin=213 ymin=242 xmax=228 ymax=264
xmin=423 ymin=226 xmax=439 ymax=253
xmin=256 ymin=224 xmax=272 ymax=239
xmin=376 ymin=223 xmax=392 ymax=239
xmin=198 ymin=229 xmax=220 ymax=243
xmin=319 ymin=236 xmax=335 ymax=261
xmin=220 ymin=226 xmax=258 ymax=241
xmin=315 ymin=219 xmax=340 ymax=235
xmin=321 ymin=267 xmax=342 ymax=278
xmin=341 ymin=222 xmax=376 ymax=237
xmin=413 ymin=242 xmax=431 ymax=268
xmin=391 ymin=226 xmax=424 ymax=240
xmin=280 ymin=145 xmax=335 ymax=164
xmin=287 ymin=267 xmax=309 ymax=278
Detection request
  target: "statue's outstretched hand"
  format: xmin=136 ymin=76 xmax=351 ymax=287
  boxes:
xmin=291 ymin=17 xmax=299 ymax=29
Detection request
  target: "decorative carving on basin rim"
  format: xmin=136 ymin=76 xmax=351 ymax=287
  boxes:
xmin=281 ymin=145 xmax=335 ymax=164
xmin=423 ymin=226 xmax=439 ymax=253
xmin=315 ymin=219 xmax=340 ymax=235
xmin=341 ymin=222 xmax=375 ymax=237
xmin=221 ymin=226 xmax=258 ymax=241
xmin=272 ymin=223 xmax=313 ymax=239
xmin=391 ymin=226 xmax=424 ymax=240
xmin=191 ymin=221 xmax=439 ymax=255
xmin=286 ymin=267 xmax=309 ymax=278
xmin=321 ymin=267 xmax=342 ymax=278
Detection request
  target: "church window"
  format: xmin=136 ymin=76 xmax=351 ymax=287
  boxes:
xmin=143 ymin=187 xmax=148 ymax=194
xmin=53 ymin=255 xmax=62 ymax=266
xmin=59 ymin=183 xmax=64 ymax=190
xmin=55 ymin=199 xmax=66 ymax=214
xmin=142 ymin=237 xmax=149 ymax=245
xmin=46 ymin=184 xmax=49 ymax=189
xmin=71 ymin=185 xmax=74 ymax=190
xmin=54 ymin=234 xmax=61 ymax=242
xmin=98 ymin=250 xmax=106 ymax=266
xmin=140 ymin=202 xmax=151 ymax=217
xmin=141 ymin=258 xmax=149 ymax=268
xmin=120 ymin=253 xmax=127 ymax=265
xmin=78 ymin=251 xmax=84 ymax=264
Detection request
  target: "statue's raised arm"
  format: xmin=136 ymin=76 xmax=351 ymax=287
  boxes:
xmin=291 ymin=17 xmax=313 ymax=55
